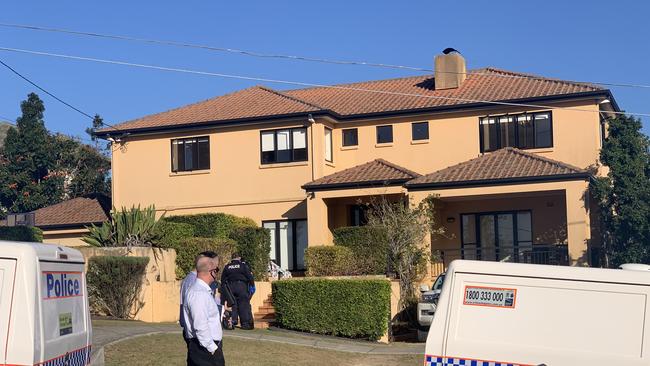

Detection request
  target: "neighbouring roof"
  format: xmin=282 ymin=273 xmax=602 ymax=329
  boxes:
xmin=303 ymin=159 xmax=421 ymax=191
xmin=97 ymin=67 xmax=608 ymax=134
xmin=32 ymin=194 xmax=111 ymax=228
xmin=405 ymin=147 xmax=588 ymax=189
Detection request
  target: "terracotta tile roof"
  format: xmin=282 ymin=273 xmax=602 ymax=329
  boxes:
xmin=99 ymin=68 xmax=606 ymax=134
xmin=285 ymin=68 xmax=602 ymax=117
xmin=97 ymin=86 xmax=321 ymax=133
xmin=406 ymin=148 xmax=587 ymax=188
xmin=303 ymin=159 xmax=421 ymax=191
xmin=32 ymin=194 xmax=111 ymax=228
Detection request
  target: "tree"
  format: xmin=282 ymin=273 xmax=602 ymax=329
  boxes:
xmin=55 ymin=134 xmax=111 ymax=198
xmin=0 ymin=93 xmax=64 ymax=215
xmin=366 ymin=194 xmax=444 ymax=319
xmin=591 ymin=115 xmax=650 ymax=266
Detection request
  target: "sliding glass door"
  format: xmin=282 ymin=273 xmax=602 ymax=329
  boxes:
xmin=461 ymin=211 xmax=532 ymax=261
xmin=263 ymin=219 xmax=307 ymax=271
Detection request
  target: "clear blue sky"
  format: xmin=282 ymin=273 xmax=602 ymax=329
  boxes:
xmin=1 ymin=1 xmax=648 ymax=140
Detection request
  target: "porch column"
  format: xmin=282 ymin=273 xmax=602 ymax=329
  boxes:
xmin=307 ymin=193 xmax=331 ymax=246
xmin=565 ymin=180 xmax=591 ymax=266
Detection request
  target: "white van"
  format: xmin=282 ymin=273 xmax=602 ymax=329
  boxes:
xmin=425 ymin=260 xmax=650 ymax=366
xmin=1 ymin=241 xmax=92 ymax=366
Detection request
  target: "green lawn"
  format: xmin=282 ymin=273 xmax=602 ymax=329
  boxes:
xmin=105 ymin=333 xmax=423 ymax=366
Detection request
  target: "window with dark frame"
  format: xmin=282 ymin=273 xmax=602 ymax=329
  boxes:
xmin=342 ymin=128 xmax=358 ymax=147
xmin=479 ymin=112 xmax=553 ymax=152
xmin=260 ymin=128 xmax=308 ymax=164
xmin=412 ymin=121 xmax=429 ymax=141
xmin=171 ymin=136 xmax=210 ymax=172
xmin=376 ymin=125 xmax=393 ymax=144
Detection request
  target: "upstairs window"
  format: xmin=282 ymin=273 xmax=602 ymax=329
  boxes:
xmin=324 ymin=127 xmax=333 ymax=162
xmin=261 ymin=128 xmax=308 ymax=164
xmin=171 ymin=136 xmax=210 ymax=172
xmin=480 ymin=112 xmax=552 ymax=152
xmin=412 ymin=121 xmax=429 ymax=141
xmin=376 ymin=125 xmax=393 ymax=144
xmin=342 ymin=128 xmax=358 ymax=147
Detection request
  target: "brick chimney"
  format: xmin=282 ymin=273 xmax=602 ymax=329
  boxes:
xmin=434 ymin=49 xmax=466 ymax=90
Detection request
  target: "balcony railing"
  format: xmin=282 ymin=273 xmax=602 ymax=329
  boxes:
xmin=435 ymin=244 xmax=569 ymax=267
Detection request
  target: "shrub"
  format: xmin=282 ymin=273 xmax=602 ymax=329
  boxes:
xmin=304 ymin=246 xmax=357 ymax=276
xmin=83 ymin=205 xmax=162 ymax=248
xmin=87 ymin=256 xmax=149 ymax=319
xmin=0 ymin=226 xmax=43 ymax=242
xmin=164 ymin=213 xmax=256 ymax=238
xmin=273 ymin=278 xmax=391 ymax=340
xmin=154 ymin=221 xmax=195 ymax=248
xmin=333 ymin=226 xmax=388 ymax=275
xmin=173 ymin=237 xmax=237 ymax=279
xmin=228 ymin=227 xmax=270 ymax=281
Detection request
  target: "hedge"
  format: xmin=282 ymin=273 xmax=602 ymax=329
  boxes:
xmin=333 ymin=226 xmax=388 ymax=275
xmin=228 ymin=227 xmax=270 ymax=281
xmin=304 ymin=246 xmax=357 ymax=276
xmin=273 ymin=278 xmax=391 ymax=340
xmin=87 ymin=256 xmax=149 ymax=319
xmin=164 ymin=213 xmax=256 ymax=238
xmin=173 ymin=237 xmax=237 ymax=279
xmin=154 ymin=221 xmax=195 ymax=248
xmin=0 ymin=226 xmax=43 ymax=242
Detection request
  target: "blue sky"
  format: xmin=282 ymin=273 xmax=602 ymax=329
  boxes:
xmin=1 ymin=1 xmax=648 ymax=140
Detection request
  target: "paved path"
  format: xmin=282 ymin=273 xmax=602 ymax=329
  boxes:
xmin=91 ymin=318 xmax=424 ymax=365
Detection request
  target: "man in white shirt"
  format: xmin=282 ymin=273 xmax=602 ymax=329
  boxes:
xmin=180 ymin=251 xmax=218 ymax=346
xmin=184 ymin=256 xmax=225 ymax=366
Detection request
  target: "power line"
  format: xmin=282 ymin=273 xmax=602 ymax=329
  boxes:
xmin=1 ymin=46 xmax=649 ymax=119
xmin=0 ymin=58 xmax=119 ymax=131
xmin=1 ymin=22 xmax=650 ymax=90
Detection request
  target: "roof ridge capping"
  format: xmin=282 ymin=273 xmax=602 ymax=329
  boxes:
xmin=503 ymin=147 xmax=585 ymax=173
xmin=375 ymin=158 xmax=422 ymax=178
xmin=478 ymin=67 xmax=603 ymax=91
xmin=256 ymin=86 xmax=326 ymax=111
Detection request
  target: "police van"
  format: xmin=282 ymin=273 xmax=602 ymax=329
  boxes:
xmin=424 ymin=260 xmax=650 ymax=366
xmin=1 ymin=241 xmax=92 ymax=366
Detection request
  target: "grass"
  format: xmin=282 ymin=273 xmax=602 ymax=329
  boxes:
xmin=105 ymin=333 xmax=423 ymax=366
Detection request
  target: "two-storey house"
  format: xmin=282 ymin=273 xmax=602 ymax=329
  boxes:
xmin=95 ymin=51 xmax=619 ymax=274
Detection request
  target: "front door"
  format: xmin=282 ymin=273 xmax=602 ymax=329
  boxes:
xmin=461 ymin=211 xmax=532 ymax=261
xmin=263 ymin=220 xmax=307 ymax=271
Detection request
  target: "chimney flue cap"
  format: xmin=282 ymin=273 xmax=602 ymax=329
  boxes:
xmin=442 ymin=48 xmax=460 ymax=55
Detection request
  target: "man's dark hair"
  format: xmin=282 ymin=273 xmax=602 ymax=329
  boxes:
xmin=200 ymin=251 xmax=218 ymax=258
xmin=231 ymin=252 xmax=241 ymax=259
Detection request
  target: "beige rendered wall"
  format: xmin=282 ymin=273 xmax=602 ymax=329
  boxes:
xmin=42 ymin=228 xmax=89 ymax=247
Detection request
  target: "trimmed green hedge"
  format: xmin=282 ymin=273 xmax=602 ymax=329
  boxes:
xmin=87 ymin=256 xmax=149 ymax=319
xmin=173 ymin=237 xmax=237 ymax=279
xmin=154 ymin=221 xmax=195 ymax=249
xmin=304 ymin=246 xmax=357 ymax=276
xmin=0 ymin=226 xmax=43 ymax=242
xmin=273 ymin=278 xmax=391 ymax=340
xmin=228 ymin=227 xmax=270 ymax=281
xmin=333 ymin=226 xmax=388 ymax=275
xmin=164 ymin=213 xmax=256 ymax=238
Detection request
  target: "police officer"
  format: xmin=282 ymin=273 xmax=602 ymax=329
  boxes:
xmin=220 ymin=253 xmax=255 ymax=330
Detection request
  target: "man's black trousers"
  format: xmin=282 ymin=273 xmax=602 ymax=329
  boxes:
xmin=229 ymin=281 xmax=253 ymax=329
xmin=187 ymin=338 xmax=225 ymax=366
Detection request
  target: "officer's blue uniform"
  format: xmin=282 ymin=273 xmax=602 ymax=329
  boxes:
xmin=220 ymin=258 xmax=255 ymax=329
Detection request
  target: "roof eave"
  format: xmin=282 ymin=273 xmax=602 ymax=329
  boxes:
xmin=302 ymin=178 xmax=411 ymax=192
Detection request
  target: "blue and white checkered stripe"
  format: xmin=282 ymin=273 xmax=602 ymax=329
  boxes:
xmin=425 ymin=355 xmax=528 ymax=366
xmin=40 ymin=345 xmax=91 ymax=366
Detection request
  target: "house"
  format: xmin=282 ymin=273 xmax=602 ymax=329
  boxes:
xmin=30 ymin=194 xmax=111 ymax=247
xmin=95 ymin=50 xmax=618 ymax=274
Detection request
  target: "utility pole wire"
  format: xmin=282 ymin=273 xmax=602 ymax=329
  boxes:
xmin=1 ymin=22 xmax=650 ymax=89
xmin=0 ymin=58 xmax=119 ymax=130
xmin=1 ymin=46 xmax=649 ymax=118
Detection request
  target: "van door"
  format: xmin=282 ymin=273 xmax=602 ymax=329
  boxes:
xmin=38 ymin=260 xmax=91 ymax=365
xmin=0 ymin=258 xmax=17 ymax=364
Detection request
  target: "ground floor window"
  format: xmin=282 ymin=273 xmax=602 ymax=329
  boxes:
xmin=460 ymin=211 xmax=532 ymax=261
xmin=262 ymin=219 xmax=307 ymax=271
